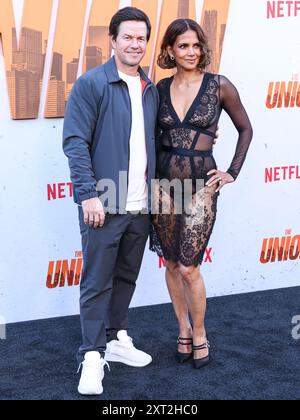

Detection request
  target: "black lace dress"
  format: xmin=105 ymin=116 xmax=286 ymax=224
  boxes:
xmin=150 ymin=73 xmax=253 ymax=267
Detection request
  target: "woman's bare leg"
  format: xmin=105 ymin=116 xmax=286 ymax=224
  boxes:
xmin=165 ymin=260 xmax=192 ymax=354
xmin=178 ymin=263 xmax=209 ymax=359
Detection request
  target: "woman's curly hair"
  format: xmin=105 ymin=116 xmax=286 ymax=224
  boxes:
xmin=157 ymin=19 xmax=211 ymax=71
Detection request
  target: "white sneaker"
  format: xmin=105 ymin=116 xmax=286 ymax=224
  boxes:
xmin=104 ymin=330 xmax=152 ymax=367
xmin=78 ymin=351 xmax=110 ymax=396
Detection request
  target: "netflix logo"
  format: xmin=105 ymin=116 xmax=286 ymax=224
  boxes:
xmin=265 ymin=165 xmax=300 ymax=183
xmin=47 ymin=182 xmax=73 ymax=201
xmin=267 ymin=1 xmax=300 ymax=18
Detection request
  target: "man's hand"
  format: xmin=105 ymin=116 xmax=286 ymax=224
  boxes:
xmin=82 ymin=197 xmax=105 ymax=228
xmin=213 ymin=125 xmax=219 ymax=146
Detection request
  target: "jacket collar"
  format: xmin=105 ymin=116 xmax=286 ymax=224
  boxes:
xmin=104 ymin=56 xmax=152 ymax=86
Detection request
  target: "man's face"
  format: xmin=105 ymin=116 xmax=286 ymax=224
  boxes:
xmin=111 ymin=20 xmax=148 ymax=67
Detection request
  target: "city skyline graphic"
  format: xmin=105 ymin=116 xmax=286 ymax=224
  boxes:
xmin=0 ymin=0 xmax=230 ymax=120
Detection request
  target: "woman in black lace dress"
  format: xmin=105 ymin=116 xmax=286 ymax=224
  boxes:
xmin=151 ymin=19 xmax=253 ymax=368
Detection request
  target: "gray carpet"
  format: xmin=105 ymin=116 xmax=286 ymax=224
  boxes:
xmin=0 ymin=286 xmax=299 ymax=400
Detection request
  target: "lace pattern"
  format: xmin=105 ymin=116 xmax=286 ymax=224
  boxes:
xmin=151 ymin=73 xmax=252 ymax=267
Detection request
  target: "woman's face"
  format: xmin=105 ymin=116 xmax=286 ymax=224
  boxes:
xmin=168 ymin=30 xmax=202 ymax=71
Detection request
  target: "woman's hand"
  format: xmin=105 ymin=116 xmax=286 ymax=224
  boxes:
xmin=206 ymin=170 xmax=235 ymax=193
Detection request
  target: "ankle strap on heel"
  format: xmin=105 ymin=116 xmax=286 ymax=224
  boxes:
xmin=193 ymin=341 xmax=210 ymax=350
xmin=177 ymin=337 xmax=193 ymax=345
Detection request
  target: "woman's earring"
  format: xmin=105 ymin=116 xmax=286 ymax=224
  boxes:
xmin=170 ymin=56 xmax=175 ymax=61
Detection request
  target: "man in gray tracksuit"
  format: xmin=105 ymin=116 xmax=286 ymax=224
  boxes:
xmin=63 ymin=7 xmax=159 ymax=395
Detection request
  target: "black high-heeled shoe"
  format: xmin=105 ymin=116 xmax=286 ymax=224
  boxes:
xmin=193 ymin=340 xmax=211 ymax=369
xmin=176 ymin=337 xmax=193 ymax=364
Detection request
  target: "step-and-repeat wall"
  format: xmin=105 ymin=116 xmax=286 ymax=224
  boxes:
xmin=0 ymin=0 xmax=299 ymax=323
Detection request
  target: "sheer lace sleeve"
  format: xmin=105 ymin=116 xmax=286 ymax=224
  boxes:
xmin=220 ymin=76 xmax=253 ymax=180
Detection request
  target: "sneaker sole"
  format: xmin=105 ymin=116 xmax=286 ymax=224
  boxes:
xmin=104 ymin=353 xmax=152 ymax=367
xmin=78 ymin=386 xmax=103 ymax=396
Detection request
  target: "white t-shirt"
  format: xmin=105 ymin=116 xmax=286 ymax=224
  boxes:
xmin=118 ymin=70 xmax=148 ymax=212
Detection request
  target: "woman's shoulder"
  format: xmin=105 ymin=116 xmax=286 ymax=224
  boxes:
xmin=214 ymin=74 xmax=240 ymax=100
xmin=156 ymin=76 xmax=172 ymax=91
xmin=205 ymin=72 xmax=225 ymax=82
xmin=213 ymin=74 xmax=235 ymax=87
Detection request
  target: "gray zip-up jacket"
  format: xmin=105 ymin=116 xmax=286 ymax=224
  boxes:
xmin=63 ymin=56 xmax=159 ymax=212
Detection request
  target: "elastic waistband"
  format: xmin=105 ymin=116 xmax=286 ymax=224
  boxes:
xmin=161 ymin=145 xmax=213 ymax=157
